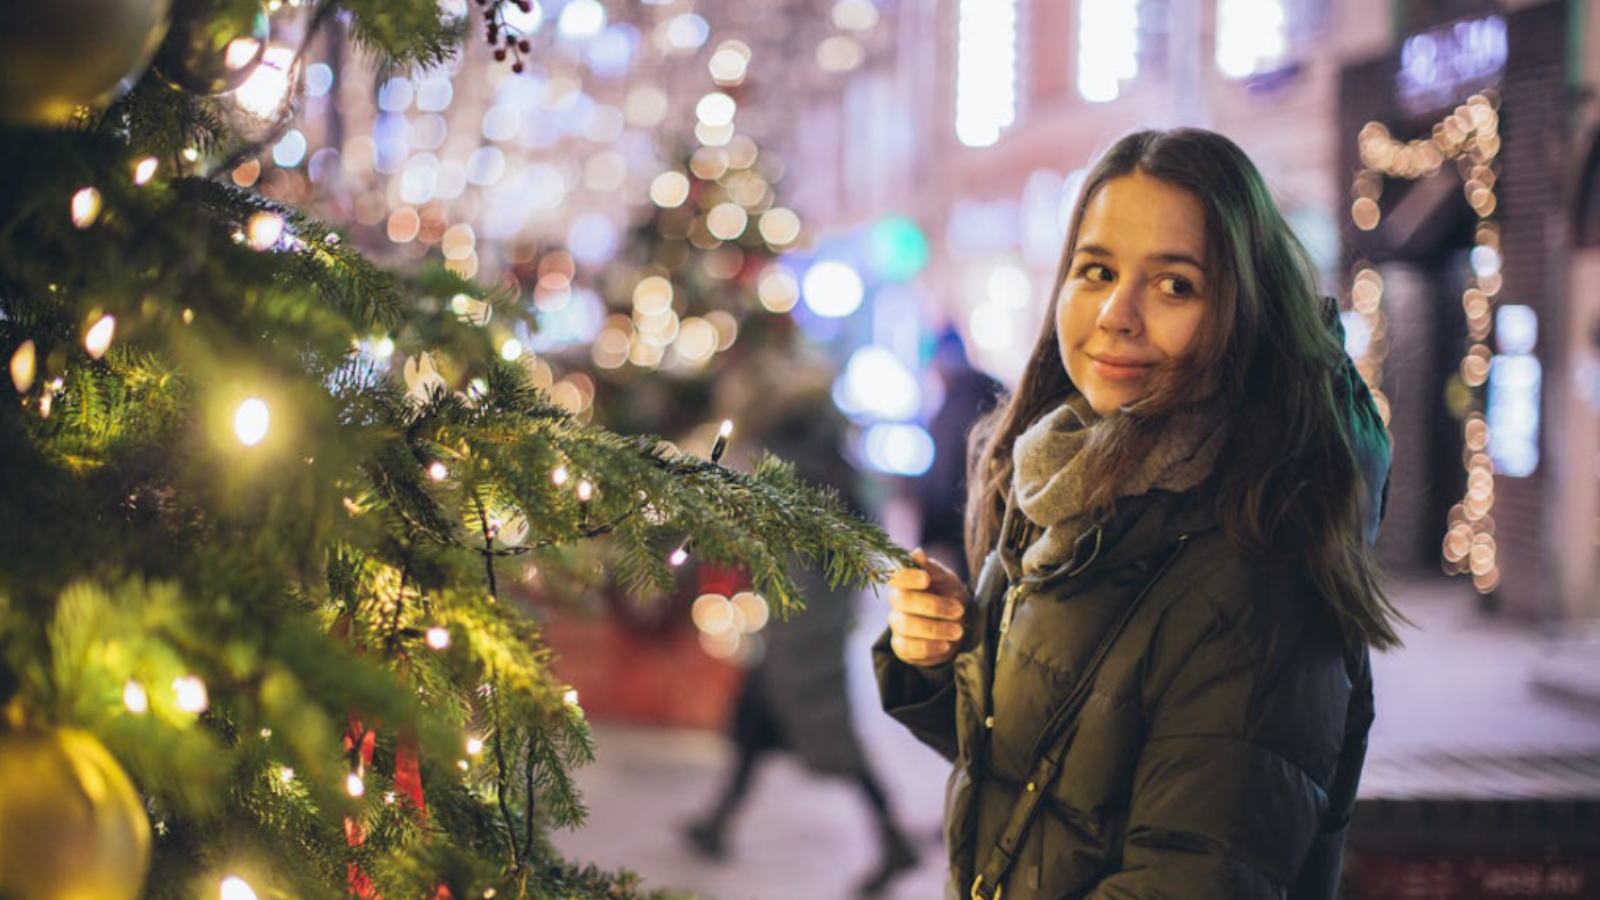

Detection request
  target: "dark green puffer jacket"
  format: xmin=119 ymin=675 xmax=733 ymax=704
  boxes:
xmin=874 ymin=486 xmax=1375 ymax=899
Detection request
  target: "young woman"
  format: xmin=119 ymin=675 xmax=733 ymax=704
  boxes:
xmin=875 ymin=128 xmax=1404 ymax=899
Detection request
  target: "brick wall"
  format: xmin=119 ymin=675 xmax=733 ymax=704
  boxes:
xmin=1338 ymin=1 xmax=1570 ymax=616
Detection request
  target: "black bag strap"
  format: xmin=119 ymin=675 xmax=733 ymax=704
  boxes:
xmin=970 ymin=535 xmax=1190 ymax=900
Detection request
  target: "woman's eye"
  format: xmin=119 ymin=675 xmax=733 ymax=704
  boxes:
xmin=1078 ymin=263 xmax=1114 ymax=282
xmin=1157 ymin=275 xmax=1195 ymax=297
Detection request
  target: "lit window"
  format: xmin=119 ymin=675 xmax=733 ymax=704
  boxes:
xmin=956 ymin=0 xmax=1019 ymax=146
xmin=1077 ymin=0 xmax=1140 ymax=103
xmin=1216 ymin=0 xmax=1288 ymax=79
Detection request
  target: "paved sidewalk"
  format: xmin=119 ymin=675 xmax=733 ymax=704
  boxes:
xmin=548 ymin=575 xmax=1600 ymax=899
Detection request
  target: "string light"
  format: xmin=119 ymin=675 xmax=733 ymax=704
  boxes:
xmin=551 ymin=465 xmax=569 ymax=486
xmin=85 ymin=314 xmax=116 ymax=359
xmin=173 ymin=675 xmax=209 ymax=713
xmin=346 ymin=771 xmax=365 ymax=797
xmin=425 ymin=626 xmax=451 ymax=650
xmin=123 ymin=680 xmax=150 ymax=714
xmin=710 ymin=419 xmax=733 ymax=463
xmin=9 ymin=340 xmax=35 ymax=393
xmin=220 ymin=876 xmax=260 ymax=900
xmin=70 ymin=187 xmax=102 ymax=229
xmin=577 ymin=478 xmax=593 ymax=527
xmin=428 ymin=461 xmax=449 ymax=481
xmin=465 ymin=736 xmax=484 ymax=756
xmin=1349 ymin=90 xmax=1502 ymax=594
xmin=563 ymin=689 xmax=580 ymax=707
xmin=133 ymin=157 xmax=158 ymax=185
xmin=247 ymin=212 xmax=285 ymax=251
xmin=234 ymin=398 xmax=270 ymax=446
xmin=279 ymin=767 xmax=294 ymax=783
xmin=669 ymin=544 xmax=690 ymax=567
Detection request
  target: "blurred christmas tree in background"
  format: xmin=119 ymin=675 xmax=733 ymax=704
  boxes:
xmin=0 ymin=1 xmax=904 ymax=898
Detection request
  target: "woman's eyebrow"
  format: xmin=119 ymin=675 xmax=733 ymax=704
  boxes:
xmin=1074 ymin=245 xmax=1207 ymax=273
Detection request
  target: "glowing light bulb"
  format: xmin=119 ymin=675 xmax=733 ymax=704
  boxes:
xmin=346 ymin=772 xmax=365 ymax=797
xmin=465 ymin=736 xmax=484 ymax=755
xmin=220 ymin=876 xmax=260 ymax=900
xmin=10 ymin=340 xmax=36 ymax=393
xmin=279 ymin=767 xmax=294 ymax=783
xmin=500 ymin=338 xmax=523 ymax=360
xmin=173 ymin=675 xmax=209 ymax=713
xmin=669 ymin=546 xmax=689 ymax=567
xmin=71 ymin=187 xmax=102 ymax=228
xmin=123 ymin=680 xmax=149 ymax=714
xmin=576 ymin=479 xmax=593 ymax=502
xmin=710 ymin=419 xmax=733 ymax=462
xmin=234 ymin=398 xmax=270 ymax=446
xmin=551 ymin=465 xmax=569 ymax=486
xmin=426 ymin=626 xmax=451 ymax=650
xmin=247 ymin=212 xmax=285 ymax=251
xmin=564 ymin=689 xmax=580 ymax=707
xmin=85 ymin=314 xmax=115 ymax=359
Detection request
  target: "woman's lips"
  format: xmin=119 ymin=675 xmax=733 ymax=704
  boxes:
xmin=1088 ymin=354 xmax=1157 ymax=381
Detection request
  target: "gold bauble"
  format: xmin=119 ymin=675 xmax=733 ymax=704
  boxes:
xmin=154 ymin=0 xmax=269 ymax=96
xmin=0 ymin=727 xmax=152 ymax=900
xmin=0 ymin=0 xmax=174 ymax=126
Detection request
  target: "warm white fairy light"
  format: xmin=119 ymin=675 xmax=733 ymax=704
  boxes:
xmin=428 ymin=461 xmax=449 ymax=481
xmin=279 ymin=767 xmax=294 ymax=783
xmin=552 ymin=465 xmax=569 ymax=486
xmin=123 ymin=680 xmax=150 ymax=714
xmin=465 ymin=736 xmax=484 ymax=756
xmin=84 ymin=314 xmax=116 ymax=359
xmin=669 ymin=545 xmax=690 ymax=567
xmin=10 ymin=340 xmax=36 ymax=393
xmin=1350 ymin=91 xmax=1503 ymax=594
xmin=563 ymin=689 xmax=580 ymax=707
xmin=234 ymin=398 xmax=270 ymax=446
xmin=220 ymin=876 xmax=260 ymax=900
xmin=576 ymin=479 xmax=593 ymax=502
xmin=425 ymin=626 xmax=451 ymax=650
xmin=133 ymin=157 xmax=159 ymax=185
xmin=70 ymin=187 xmax=102 ymax=229
xmin=173 ymin=675 xmax=209 ymax=713
xmin=500 ymin=338 xmax=523 ymax=361
xmin=346 ymin=771 xmax=365 ymax=797
xmin=247 ymin=212 xmax=285 ymax=251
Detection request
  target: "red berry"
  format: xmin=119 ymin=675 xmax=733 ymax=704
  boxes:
xmin=494 ymin=47 xmax=507 ymax=61
xmin=512 ymin=61 xmax=525 ymax=73
xmin=518 ymin=39 xmax=530 ymax=52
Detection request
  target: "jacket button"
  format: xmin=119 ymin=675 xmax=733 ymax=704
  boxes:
xmin=984 ymin=716 xmax=994 ymax=730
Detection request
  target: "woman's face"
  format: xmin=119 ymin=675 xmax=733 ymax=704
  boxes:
xmin=1056 ymin=171 xmax=1210 ymax=416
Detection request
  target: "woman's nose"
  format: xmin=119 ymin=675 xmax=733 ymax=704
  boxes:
xmin=1096 ymin=281 xmax=1143 ymax=336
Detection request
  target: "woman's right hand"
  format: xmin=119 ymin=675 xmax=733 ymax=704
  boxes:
xmin=887 ymin=549 xmax=971 ymax=667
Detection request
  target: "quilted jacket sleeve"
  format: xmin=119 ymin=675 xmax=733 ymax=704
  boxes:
xmin=872 ymin=631 xmax=959 ymax=762
xmin=1089 ymin=576 xmax=1355 ymax=900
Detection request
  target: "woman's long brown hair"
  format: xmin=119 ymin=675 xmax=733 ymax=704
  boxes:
xmin=963 ymin=128 xmax=1405 ymax=650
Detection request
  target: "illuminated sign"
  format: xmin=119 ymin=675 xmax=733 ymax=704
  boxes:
xmin=1397 ymin=15 xmax=1506 ymax=117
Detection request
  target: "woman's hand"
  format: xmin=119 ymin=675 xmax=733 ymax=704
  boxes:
xmin=887 ymin=549 xmax=971 ymax=667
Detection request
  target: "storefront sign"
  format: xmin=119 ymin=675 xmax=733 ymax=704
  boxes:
xmin=1398 ymin=15 xmax=1507 ymax=118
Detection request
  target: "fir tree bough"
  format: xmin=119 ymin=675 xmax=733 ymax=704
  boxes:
xmin=0 ymin=2 xmax=907 ymax=898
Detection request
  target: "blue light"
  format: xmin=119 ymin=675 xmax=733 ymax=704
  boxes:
xmin=862 ymin=424 xmax=936 ymax=477
xmin=272 ymin=129 xmax=307 ymax=167
xmin=568 ymin=213 xmax=618 ymax=265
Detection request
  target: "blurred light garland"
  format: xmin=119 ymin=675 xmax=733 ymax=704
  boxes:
xmin=1349 ymin=90 xmax=1503 ymax=593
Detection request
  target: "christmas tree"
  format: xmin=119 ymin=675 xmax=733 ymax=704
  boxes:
xmin=0 ymin=2 xmax=903 ymax=899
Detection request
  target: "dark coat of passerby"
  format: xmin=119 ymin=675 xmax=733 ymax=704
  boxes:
xmin=686 ymin=365 xmax=917 ymax=897
xmin=916 ymin=329 xmax=1003 ymax=585
xmin=875 ymin=128 xmax=1404 ymax=899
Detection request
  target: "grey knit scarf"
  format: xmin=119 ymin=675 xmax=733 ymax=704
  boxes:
xmin=1012 ymin=395 xmax=1227 ymax=576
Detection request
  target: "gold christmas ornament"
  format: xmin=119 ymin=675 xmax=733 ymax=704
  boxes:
xmin=0 ymin=0 xmax=173 ymax=125
xmin=0 ymin=726 xmax=152 ymax=900
xmin=154 ymin=0 xmax=269 ymax=96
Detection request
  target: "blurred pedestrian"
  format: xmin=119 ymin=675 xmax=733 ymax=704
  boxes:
xmin=915 ymin=327 xmax=1002 ymax=584
xmin=685 ymin=349 xmax=918 ymax=897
